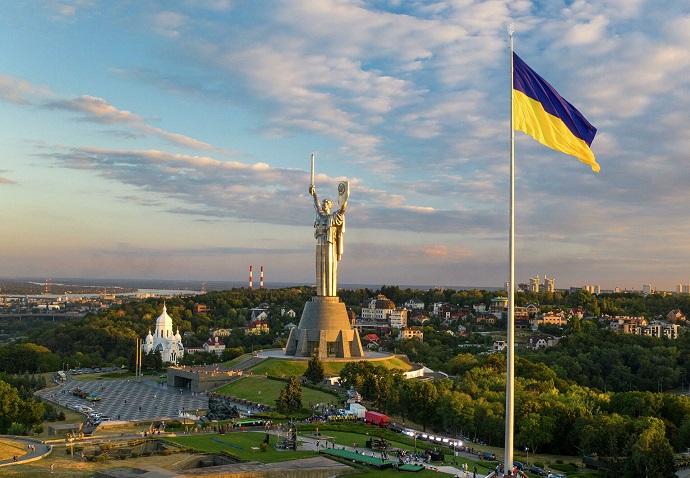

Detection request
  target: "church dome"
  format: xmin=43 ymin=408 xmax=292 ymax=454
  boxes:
xmin=155 ymin=303 xmax=174 ymax=337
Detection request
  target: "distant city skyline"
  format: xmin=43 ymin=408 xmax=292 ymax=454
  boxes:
xmin=1 ymin=2 xmax=690 ymax=291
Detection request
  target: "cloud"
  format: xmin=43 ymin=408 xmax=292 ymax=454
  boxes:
xmin=0 ymin=75 xmax=51 ymax=105
xmin=152 ymin=11 xmax=189 ymax=38
xmin=44 ymin=95 xmax=234 ymax=153
xmin=38 ymin=145 xmax=499 ymax=235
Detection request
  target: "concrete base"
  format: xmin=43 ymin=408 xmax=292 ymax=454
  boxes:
xmin=284 ymin=296 xmax=364 ymax=358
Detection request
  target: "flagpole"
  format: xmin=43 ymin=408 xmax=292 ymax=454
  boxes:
xmin=504 ymin=24 xmax=515 ymax=477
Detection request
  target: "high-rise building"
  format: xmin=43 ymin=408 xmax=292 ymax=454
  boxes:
xmin=529 ymin=277 xmax=540 ymax=292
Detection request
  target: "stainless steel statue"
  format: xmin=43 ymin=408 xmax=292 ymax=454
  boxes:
xmin=284 ymin=155 xmax=363 ymax=358
xmin=309 ymin=180 xmax=348 ymax=297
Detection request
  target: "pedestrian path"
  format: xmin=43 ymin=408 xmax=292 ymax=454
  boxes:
xmin=0 ymin=437 xmax=52 ymax=468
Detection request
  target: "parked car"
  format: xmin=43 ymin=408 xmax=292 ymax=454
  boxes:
xmin=513 ymin=461 xmax=525 ymax=470
xmin=529 ymin=465 xmax=547 ymax=476
xmin=480 ymin=451 xmax=497 ymax=460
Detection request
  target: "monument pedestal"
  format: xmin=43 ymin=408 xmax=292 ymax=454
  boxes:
xmin=285 ymin=296 xmax=364 ymax=358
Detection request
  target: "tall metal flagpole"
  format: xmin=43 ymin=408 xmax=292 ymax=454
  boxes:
xmin=504 ymin=24 xmax=516 ymax=477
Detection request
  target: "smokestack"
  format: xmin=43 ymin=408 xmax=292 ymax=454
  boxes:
xmin=260 ymin=266 xmax=264 ymax=290
xmin=249 ymin=266 xmax=253 ymax=290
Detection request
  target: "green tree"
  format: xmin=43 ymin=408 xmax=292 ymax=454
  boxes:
xmin=276 ymin=375 xmax=302 ymax=414
xmin=515 ymin=412 xmax=555 ymax=454
xmin=629 ymin=417 xmax=675 ymax=478
xmin=304 ymin=355 xmax=325 ymax=384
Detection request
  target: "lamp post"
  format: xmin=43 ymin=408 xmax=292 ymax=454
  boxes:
xmin=525 ymin=446 xmax=529 ymax=466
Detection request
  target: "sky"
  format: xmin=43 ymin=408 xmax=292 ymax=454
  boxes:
xmin=0 ymin=0 xmax=689 ymax=292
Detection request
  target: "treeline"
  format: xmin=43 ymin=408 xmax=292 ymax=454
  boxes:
xmin=340 ymin=356 xmax=679 ymax=478
xmin=520 ymin=321 xmax=690 ymax=394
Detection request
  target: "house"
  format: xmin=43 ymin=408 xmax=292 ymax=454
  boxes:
xmin=475 ymin=313 xmax=498 ymax=325
xmin=667 ymin=309 xmax=686 ymax=323
xmin=211 ymin=328 xmax=232 ymax=337
xmin=250 ymin=308 xmax=268 ymax=322
xmin=404 ymin=298 xmax=425 ymax=310
xmin=281 ymin=308 xmax=297 ymax=318
xmin=363 ymin=333 xmax=380 ymax=344
xmin=473 ymin=303 xmax=487 ymax=313
xmin=193 ymin=303 xmax=209 ymax=315
xmin=526 ymin=334 xmax=558 ymax=349
xmin=245 ymin=320 xmax=269 ymax=335
xmin=398 ymin=327 xmax=424 ymax=341
xmin=532 ymin=310 xmax=567 ymax=328
xmin=203 ymin=336 xmax=226 ymax=355
xmin=525 ymin=302 xmax=540 ymax=317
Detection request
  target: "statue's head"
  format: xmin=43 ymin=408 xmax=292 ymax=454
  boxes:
xmin=322 ymin=199 xmax=333 ymax=212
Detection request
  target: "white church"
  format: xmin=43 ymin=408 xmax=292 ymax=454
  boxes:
xmin=143 ymin=303 xmax=184 ymax=364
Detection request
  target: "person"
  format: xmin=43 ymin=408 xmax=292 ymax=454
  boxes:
xmin=309 ymin=182 xmax=348 ymax=297
xmin=50 ymin=463 xmax=55 ymax=473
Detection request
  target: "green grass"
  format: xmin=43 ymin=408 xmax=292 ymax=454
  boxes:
xmin=247 ymin=358 xmax=311 ymax=377
xmin=214 ymin=376 xmax=340 ymax=407
xmin=166 ymin=431 xmax=315 ymax=463
xmin=245 ymin=356 xmax=413 ymax=377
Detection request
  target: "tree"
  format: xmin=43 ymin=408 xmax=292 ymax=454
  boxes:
xmin=629 ymin=417 xmax=675 ymax=478
xmin=304 ymin=356 xmax=325 ymax=384
xmin=276 ymin=375 xmax=302 ymax=414
xmin=515 ymin=413 xmax=555 ymax=454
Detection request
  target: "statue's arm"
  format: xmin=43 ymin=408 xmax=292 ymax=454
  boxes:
xmin=309 ymin=185 xmax=321 ymax=212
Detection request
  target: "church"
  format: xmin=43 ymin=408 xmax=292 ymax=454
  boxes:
xmin=143 ymin=303 xmax=184 ymax=364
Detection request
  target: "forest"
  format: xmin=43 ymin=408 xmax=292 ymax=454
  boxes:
xmin=1 ymin=286 xmax=690 ymax=476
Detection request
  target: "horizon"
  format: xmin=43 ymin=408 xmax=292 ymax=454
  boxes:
xmin=0 ymin=276 xmax=662 ymax=295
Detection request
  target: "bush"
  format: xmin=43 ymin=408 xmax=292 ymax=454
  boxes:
xmin=259 ymin=442 xmax=268 ymax=452
xmin=7 ymin=422 xmax=25 ymax=436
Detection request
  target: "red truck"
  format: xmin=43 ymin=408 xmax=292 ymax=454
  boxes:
xmin=365 ymin=411 xmax=390 ymax=427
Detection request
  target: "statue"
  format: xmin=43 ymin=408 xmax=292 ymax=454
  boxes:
xmin=309 ymin=180 xmax=348 ymax=297
xmin=284 ymin=155 xmax=363 ymax=358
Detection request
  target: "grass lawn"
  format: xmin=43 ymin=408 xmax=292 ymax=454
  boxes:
xmin=214 ymin=376 xmax=340 ymax=407
xmin=166 ymin=431 xmax=315 ymax=463
xmin=0 ymin=439 xmax=28 ymax=461
xmin=1 ymin=446 xmax=197 ymax=478
xmin=245 ymin=356 xmax=413 ymax=378
xmin=247 ymin=358 xmax=311 ymax=377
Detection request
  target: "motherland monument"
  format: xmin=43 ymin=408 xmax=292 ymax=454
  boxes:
xmin=284 ymin=155 xmax=364 ymax=358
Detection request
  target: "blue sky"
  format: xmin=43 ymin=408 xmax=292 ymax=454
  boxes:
xmin=0 ymin=0 xmax=688 ymax=291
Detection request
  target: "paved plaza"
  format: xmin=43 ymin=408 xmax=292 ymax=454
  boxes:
xmin=39 ymin=377 xmax=210 ymax=422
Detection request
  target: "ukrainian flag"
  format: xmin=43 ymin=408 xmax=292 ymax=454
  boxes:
xmin=513 ymin=52 xmax=599 ymax=172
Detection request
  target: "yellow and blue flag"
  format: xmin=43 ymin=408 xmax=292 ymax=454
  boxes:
xmin=513 ymin=52 xmax=599 ymax=172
